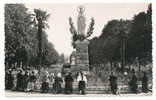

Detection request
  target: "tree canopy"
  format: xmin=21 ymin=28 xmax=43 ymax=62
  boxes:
xmin=89 ymin=4 xmax=152 ymax=68
xmin=5 ymin=4 xmax=59 ymax=69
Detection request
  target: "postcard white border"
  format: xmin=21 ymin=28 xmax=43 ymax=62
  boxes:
xmin=0 ymin=0 xmax=155 ymax=100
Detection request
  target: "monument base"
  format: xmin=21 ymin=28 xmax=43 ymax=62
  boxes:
xmin=74 ymin=40 xmax=90 ymax=72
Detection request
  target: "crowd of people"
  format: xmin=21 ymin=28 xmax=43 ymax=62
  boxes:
xmin=5 ymin=67 xmax=150 ymax=95
xmin=5 ymin=68 xmax=38 ymax=92
xmin=5 ymin=68 xmax=88 ymax=95
xmin=109 ymin=71 xmax=150 ymax=94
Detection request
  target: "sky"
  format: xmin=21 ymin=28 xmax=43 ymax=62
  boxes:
xmin=25 ymin=3 xmax=149 ymax=56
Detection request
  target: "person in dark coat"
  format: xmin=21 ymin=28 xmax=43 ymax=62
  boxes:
xmin=16 ymin=70 xmax=23 ymax=91
xmin=41 ymin=71 xmax=50 ymax=93
xmin=20 ymin=70 xmax=25 ymax=91
xmin=142 ymin=72 xmax=148 ymax=93
xmin=109 ymin=72 xmax=118 ymax=94
xmin=23 ymin=71 xmax=29 ymax=91
xmin=64 ymin=72 xmax=74 ymax=94
xmin=5 ymin=70 xmax=9 ymax=90
xmin=77 ymin=71 xmax=87 ymax=95
xmin=53 ymin=73 xmax=63 ymax=94
xmin=129 ymin=72 xmax=138 ymax=93
xmin=5 ymin=69 xmax=13 ymax=90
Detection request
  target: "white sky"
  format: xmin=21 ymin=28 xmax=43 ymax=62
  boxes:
xmin=25 ymin=3 xmax=149 ymax=56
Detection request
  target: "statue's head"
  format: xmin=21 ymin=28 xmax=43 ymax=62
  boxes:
xmin=77 ymin=6 xmax=85 ymax=15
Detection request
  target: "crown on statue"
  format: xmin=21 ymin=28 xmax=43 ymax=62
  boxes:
xmin=77 ymin=6 xmax=85 ymax=15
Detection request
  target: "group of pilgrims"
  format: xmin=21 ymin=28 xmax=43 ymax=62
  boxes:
xmin=109 ymin=71 xmax=150 ymax=94
xmin=5 ymin=68 xmax=88 ymax=94
xmin=5 ymin=67 xmax=150 ymax=95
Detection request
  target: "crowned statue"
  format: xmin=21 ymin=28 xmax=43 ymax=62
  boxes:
xmin=69 ymin=6 xmax=95 ymax=44
xmin=69 ymin=6 xmax=95 ymax=72
xmin=77 ymin=6 xmax=86 ymax=35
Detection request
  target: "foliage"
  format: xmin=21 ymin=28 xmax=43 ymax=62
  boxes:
xmin=89 ymin=4 xmax=152 ymax=69
xmin=126 ymin=4 xmax=152 ymax=65
xmin=33 ymin=8 xmax=50 ymax=67
xmin=5 ymin=4 xmax=59 ymax=68
xmin=89 ymin=19 xmax=131 ymax=65
xmin=69 ymin=17 xmax=94 ymax=48
xmin=86 ymin=18 xmax=95 ymax=38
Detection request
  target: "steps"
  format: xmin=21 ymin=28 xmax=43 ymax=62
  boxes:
xmin=34 ymin=81 xmax=152 ymax=94
xmin=35 ymin=81 xmax=126 ymax=94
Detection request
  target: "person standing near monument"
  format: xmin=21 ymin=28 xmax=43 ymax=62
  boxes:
xmin=77 ymin=71 xmax=87 ymax=95
xmin=64 ymin=72 xmax=74 ymax=94
xmin=23 ymin=70 xmax=30 ymax=92
xmin=41 ymin=70 xmax=50 ymax=93
xmin=142 ymin=72 xmax=148 ymax=93
xmin=5 ymin=69 xmax=13 ymax=90
xmin=129 ymin=71 xmax=138 ymax=93
xmin=109 ymin=72 xmax=118 ymax=94
xmin=26 ymin=71 xmax=37 ymax=92
xmin=11 ymin=68 xmax=17 ymax=91
xmin=16 ymin=70 xmax=23 ymax=91
xmin=53 ymin=73 xmax=63 ymax=94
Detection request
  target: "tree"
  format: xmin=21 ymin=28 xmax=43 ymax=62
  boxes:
xmin=89 ymin=19 xmax=131 ymax=66
xmin=126 ymin=4 xmax=152 ymax=66
xmin=5 ymin=4 xmax=34 ymax=67
xmin=89 ymin=4 xmax=152 ymax=72
xmin=33 ymin=9 xmax=50 ymax=68
xmin=5 ymin=4 xmax=59 ymax=69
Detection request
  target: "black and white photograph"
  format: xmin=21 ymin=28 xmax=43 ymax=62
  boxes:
xmin=3 ymin=2 xmax=153 ymax=96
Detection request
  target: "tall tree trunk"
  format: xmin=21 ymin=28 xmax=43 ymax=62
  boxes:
xmin=121 ymin=37 xmax=126 ymax=72
xmin=37 ymin=21 xmax=42 ymax=69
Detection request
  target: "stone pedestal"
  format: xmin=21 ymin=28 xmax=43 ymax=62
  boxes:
xmin=71 ymin=40 xmax=89 ymax=72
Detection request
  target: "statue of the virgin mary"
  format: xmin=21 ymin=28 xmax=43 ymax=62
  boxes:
xmin=77 ymin=6 xmax=86 ymax=35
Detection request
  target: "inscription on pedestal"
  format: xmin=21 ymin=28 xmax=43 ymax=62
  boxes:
xmin=75 ymin=40 xmax=89 ymax=71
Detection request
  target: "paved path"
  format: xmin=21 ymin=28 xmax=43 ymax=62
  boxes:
xmin=5 ymin=90 xmax=152 ymax=97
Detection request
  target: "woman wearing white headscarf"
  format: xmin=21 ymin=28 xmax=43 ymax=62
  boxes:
xmin=77 ymin=71 xmax=87 ymax=94
xmin=26 ymin=71 xmax=37 ymax=92
xmin=49 ymin=72 xmax=55 ymax=85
